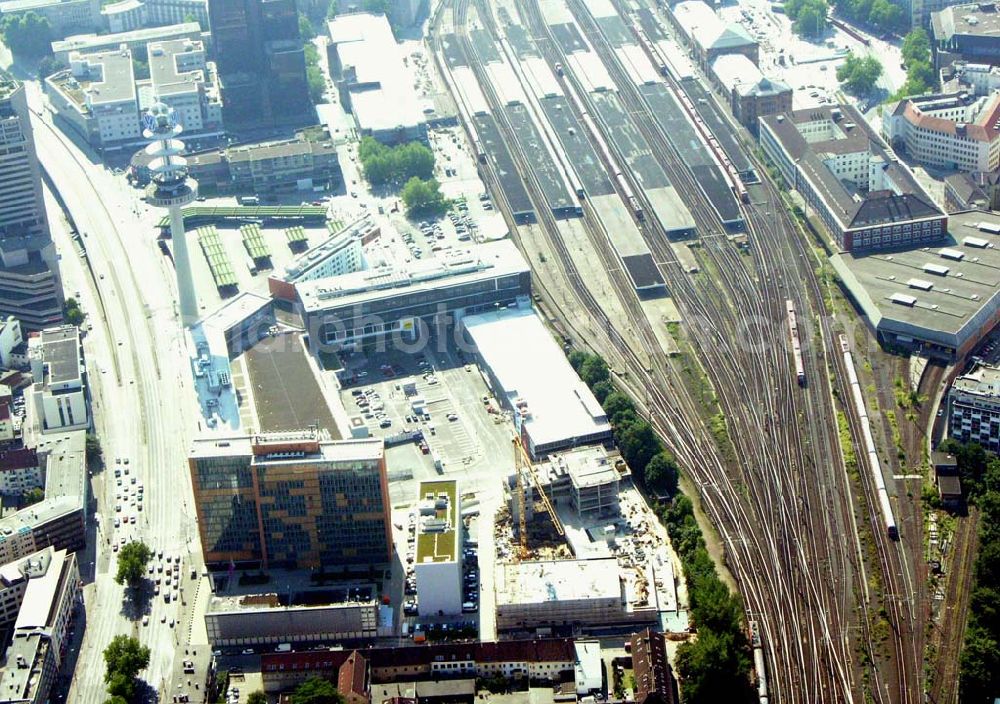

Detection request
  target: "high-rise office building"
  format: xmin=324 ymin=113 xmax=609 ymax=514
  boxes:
xmin=206 ymin=0 xmax=309 ymax=126
xmin=0 ymin=79 xmax=63 ymax=330
xmin=189 ymin=430 xmax=392 ymax=570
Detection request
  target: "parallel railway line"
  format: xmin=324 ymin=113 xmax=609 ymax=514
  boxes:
xmin=437 ymin=0 xmax=923 ymax=700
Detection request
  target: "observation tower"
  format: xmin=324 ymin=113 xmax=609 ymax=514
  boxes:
xmin=143 ymin=102 xmax=199 ymax=326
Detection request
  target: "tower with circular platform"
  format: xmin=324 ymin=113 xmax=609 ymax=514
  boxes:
xmin=144 ymin=102 xmax=199 ymax=326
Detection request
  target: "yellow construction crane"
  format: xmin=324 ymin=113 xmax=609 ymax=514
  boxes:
xmin=512 ymin=435 xmax=564 ymax=559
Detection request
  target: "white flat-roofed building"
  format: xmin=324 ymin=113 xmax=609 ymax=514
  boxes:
xmin=495 ymin=558 xmax=656 ymax=632
xmin=205 ymin=591 xmax=379 ymax=647
xmin=884 ymin=91 xmax=1000 ymax=173
xmin=414 ymin=480 xmax=462 ymax=615
xmin=326 ymin=12 xmax=426 ymax=144
xmin=27 ymin=326 xmax=87 ymax=435
xmin=51 ymin=21 xmax=202 ymax=62
xmin=950 ymin=362 xmax=1000 ymax=450
xmin=45 ymin=45 xmax=140 ymax=150
xmin=100 ymin=0 xmax=207 ymax=32
xmin=462 ymin=307 xmax=612 ymax=459
xmin=8 ymin=547 xmax=79 ymax=667
xmin=0 ymin=316 xmax=24 ymax=368
xmin=574 ymin=641 xmax=602 ymax=695
xmin=147 ymin=38 xmax=222 ymax=137
xmin=278 ymin=216 xmax=371 ymax=284
xmin=298 ymin=239 xmax=531 ymax=350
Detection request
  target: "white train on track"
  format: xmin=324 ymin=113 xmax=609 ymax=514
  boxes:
xmin=840 ymin=335 xmax=898 ymax=539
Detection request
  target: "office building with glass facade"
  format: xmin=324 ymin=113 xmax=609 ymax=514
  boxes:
xmin=189 ymin=431 xmax=391 ymax=570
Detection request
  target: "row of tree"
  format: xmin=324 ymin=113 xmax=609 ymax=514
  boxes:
xmin=836 ymin=52 xmax=883 ymax=95
xmin=568 ymin=352 xmax=679 ymax=496
xmin=359 ymin=137 xmax=436 ymax=187
xmin=896 ymin=28 xmax=936 ymax=97
xmin=832 ymin=0 xmax=906 ymax=34
xmin=935 ymin=440 xmax=1000 ymax=701
xmin=304 ymin=43 xmax=325 ymax=104
xmin=567 ymin=351 xmax=753 ymax=702
xmin=103 ymin=635 xmax=150 ymax=704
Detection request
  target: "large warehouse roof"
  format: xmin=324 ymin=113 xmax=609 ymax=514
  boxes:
xmin=672 ymin=1 xmax=755 ymax=52
xmin=327 ymin=12 xmax=425 ymax=137
xmin=463 ymin=307 xmax=611 ymax=456
xmin=831 ymin=210 xmax=1000 ymax=355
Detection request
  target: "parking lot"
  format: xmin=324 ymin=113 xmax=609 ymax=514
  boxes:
xmin=336 ymin=334 xmax=515 ymax=639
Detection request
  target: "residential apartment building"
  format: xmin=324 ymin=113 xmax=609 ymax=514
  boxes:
xmin=883 ymin=92 xmax=1000 ymax=172
xmin=268 ymin=215 xmax=370 ymax=299
xmin=27 ymin=326 xmax=88 ymax=435
xmin=0 ymin=431 xmax=87 ymax=572
xmin=760 ymin=104 xmax=947 ymax=252
xmin=0 ymin=0 xmax=101 ymax=38
xmin=0 ymin=448 xmax=40 ymax=497
xmin=259 ymin=639 xmax=576 ymax=693
xmin=148 ymin=39 xmax=223 ymax=136
xmin=414 ymin=480 xmax=462 ymax=615
xmin=630 ymin=629 xmax=678 ymax=704
xmin=189 ymin=431 xmax=391 ymax=570
xmin=0 ymin=80 xmax=63 ymax=330
xmin=950 ymin=362 xmax=1000 ymax=450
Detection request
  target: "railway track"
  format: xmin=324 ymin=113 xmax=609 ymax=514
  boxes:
xmin=437 ymin=0 xmax=922 ymax=701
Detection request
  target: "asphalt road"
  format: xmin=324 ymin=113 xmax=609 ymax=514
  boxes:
xmin=25 ymin=82 xmax=204 ymax=702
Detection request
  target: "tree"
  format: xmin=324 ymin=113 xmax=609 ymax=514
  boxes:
xmin=358 ymin=137 xmax=436 ymax=187
xmin=183 ymin=11 xmax=201 ymax=28
xmin=114 ymin=541 xmax=152 ymax=588
xmin=307 ymin=65 xmax=325 ymax=103
xmin=361 ymin=0 xmax=390 ymax=13
xmin=579 ymin=355 xmax=610 ymax=387
xmin=567 ymin=350 xmax=588 ymax=372
xmin=247 ymin=692 xmax=268 ymax=704
xmin=85 ymin=432 xmax=103 ymax=463
xmin=104 ymin=697 xmax=129 ymax=704
xmin=868 ymin=0 xmax=902 ymax=30
xmin=675 ymin=628 xmax=754 ymax=704
xmin=132 ymin=58 xmax=149 ymax=81
xmin=591 ymin=379 xmax=614 ymax=404
xmin=836 ymin=53 xmax=883 ymax=96
xmin=37 ymin=56 xmax=66 ymax=78
xmin=290 ymin=677 xmax=345 ymax=704
xmin=793 ymin=3 xmax=826 ymax=37
xmin=901 ymin=28 xmax=931 ymax=67
xmin=326 ymin=0 xmax=340 ymax=19
xmin=896 ymin=60 xmax=935 ymax=97
xmin=0 ymin=12 xmax=52 ymax=57
xmin=602 ymin=392 xmax=636 ymax=425
xmin=106 ymin=671 xmax=137 ymax=702
xmin=401 ymin=177 xmax=448 ymax=218
xmin=299 ymin=13 xmax=316 ymax=40
xmin=786 ymin=0 xmax=828 ymax=37
xmin=643 ymin=452 xmax=679 ymax=496
xmin=64 ymin=297 xmax=84 ymax=326
xmin=103 ymin=635 xmax=150 ymax=698
xmin=21 ymin=487 xmax=44 ymax=507
xmin=615 ymin=418 xmax=661 ymax=475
